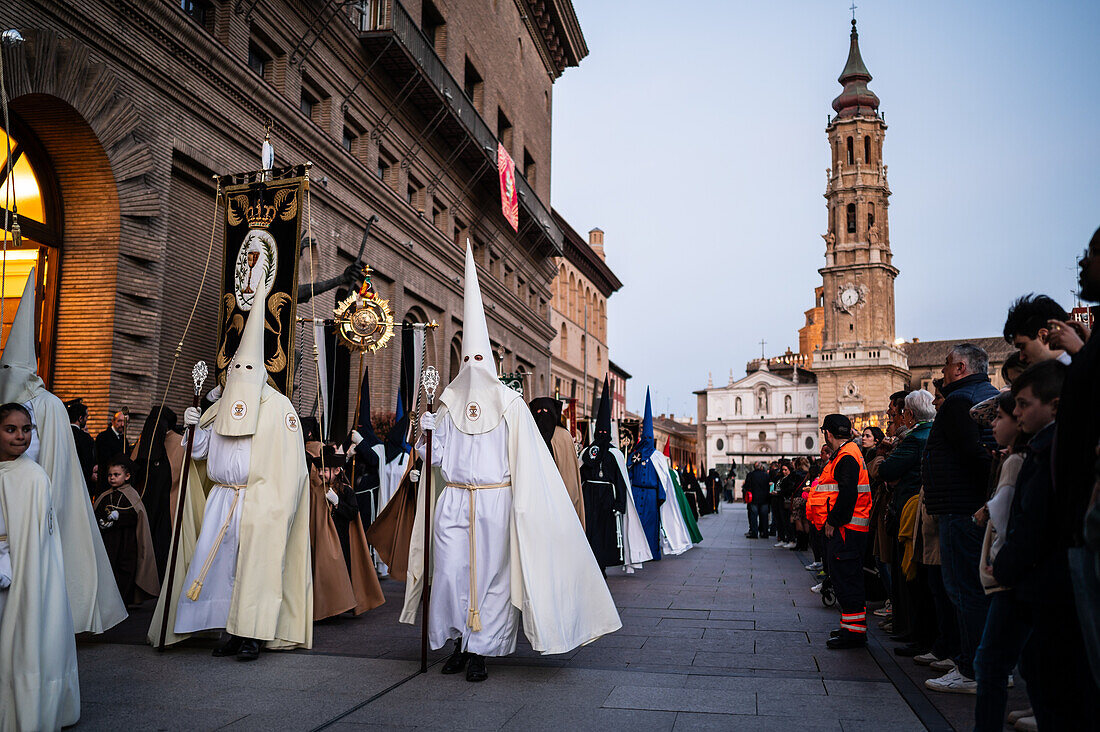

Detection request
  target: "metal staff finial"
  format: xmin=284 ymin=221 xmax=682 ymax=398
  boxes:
xmin=192 ymin=360 xmax=209 ymax=395
xmin=422 ymin=366 xmax=439 ymax=405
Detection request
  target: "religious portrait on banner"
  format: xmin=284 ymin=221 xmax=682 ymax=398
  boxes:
xmin=215 ymin=165 xmax=307 ymax=396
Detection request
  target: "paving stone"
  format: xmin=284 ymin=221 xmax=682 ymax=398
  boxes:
xmin=602 ymin=685 xmax=757 ymax=714
xmin=673 ymin=712 xmax=843 ymax=731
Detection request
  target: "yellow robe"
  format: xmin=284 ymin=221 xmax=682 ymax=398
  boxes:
xmin=147 ymin=384 xmax=313 ymax=649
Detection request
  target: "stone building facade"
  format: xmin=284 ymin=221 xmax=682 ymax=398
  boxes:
xmin=696 ymin=357 xmax=819 ymax=473
xmin=547 ymin=213 xmax=621 ymax=416
xmin=812 ymin=19 xmax=909 ymax=423
xmin=0 ymin=0 xmax=587 ymax=435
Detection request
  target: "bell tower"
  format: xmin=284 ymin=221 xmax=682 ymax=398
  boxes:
xmin=814 ymin=19 xmax=909 ymax=420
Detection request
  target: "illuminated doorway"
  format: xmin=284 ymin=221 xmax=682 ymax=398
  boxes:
xmin=1 ymin=123 xmax=61 ymax=383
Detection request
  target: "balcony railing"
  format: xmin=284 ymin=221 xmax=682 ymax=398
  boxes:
xmin=357 ymin=0 xmax=562 ymax=255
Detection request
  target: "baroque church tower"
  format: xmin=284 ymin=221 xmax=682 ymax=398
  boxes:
xmin=814 ymin=19 xmax=909 ymax=420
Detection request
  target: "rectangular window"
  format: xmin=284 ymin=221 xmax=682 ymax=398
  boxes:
xmin=463 ymin=56 xmax=484 ymax=112
xmin=497 ymin=108 xmax=513 ymax=155
xmin=523 ymin=148 xmax=536 ymax=187
xmin=421 ymin=0 xmax=447 ymax=58
xmin=300 ymin=89 xmax=316 ymax=119
xmin=376 ymin=145 xmax=397 ymax=190
xmin=432 ymin=200 xmax=448 ymax=232
xmin=341 ymin=127 xmax=354 ymax=152
xmin=247 ymin=42 xmax=269 ymax=77
xmin=181 ymin=0 xmax=213 ymax=28
xmin=453 ymin=215 xmax=468 ymax=247
xmin=407 ymin=174 xmax=425 ymax=212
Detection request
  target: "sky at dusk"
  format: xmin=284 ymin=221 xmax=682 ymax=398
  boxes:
xmin=549 ymin=0 xmax=1100 ymax=418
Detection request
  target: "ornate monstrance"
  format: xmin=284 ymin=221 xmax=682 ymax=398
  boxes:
xmin=333 ymin=266 xmax=395 ymax=352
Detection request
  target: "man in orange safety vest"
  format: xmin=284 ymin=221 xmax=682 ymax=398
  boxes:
xmin=818 ymin=414 xmax=873 ymax=650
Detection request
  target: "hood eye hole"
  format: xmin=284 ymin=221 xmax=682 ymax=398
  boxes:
xmin=245 ymin=365 xmax=253 ymax=370
xmin=463 ymin=356 xmax=469 ymax=362
xmin=234 ymin=364 xmax=241 ymax=369
xmin=474 ymin=354 xmax=483 ymax=361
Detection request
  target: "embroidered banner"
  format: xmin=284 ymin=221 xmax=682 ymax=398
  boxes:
xmin=214 ymin=165 xmax=307 ymax=397
xmin=497 ymin=143 xmax=519 ymax=232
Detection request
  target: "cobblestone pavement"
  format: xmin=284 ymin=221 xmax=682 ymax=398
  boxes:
xmin=76 ymin=504 xmax=1022 ymax=730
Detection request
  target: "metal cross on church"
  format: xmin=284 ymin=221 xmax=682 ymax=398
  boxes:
xmin=759 ymin=339 xmax=767 ymax=359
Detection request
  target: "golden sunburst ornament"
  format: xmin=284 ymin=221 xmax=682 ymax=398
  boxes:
xmin=333 ymin=267 xmax=395 ymax=352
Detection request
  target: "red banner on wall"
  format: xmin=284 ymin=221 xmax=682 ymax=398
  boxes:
xmin=497 ymin=143 xmax=519 ymax=232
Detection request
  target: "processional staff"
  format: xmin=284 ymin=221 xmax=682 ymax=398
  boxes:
xmin=419 ymin=365 xmax=440 ymax=673
xmin=158 ymin=360 xmax=207 ymax=651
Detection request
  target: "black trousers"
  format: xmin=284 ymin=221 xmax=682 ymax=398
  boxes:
xmin=925 ymin=563 xmax=960 ymax=661
xmin=1019 ymin=597 xmax=1100 ymax=730
xmin=827 ymin=529 xmax=868 ymax=614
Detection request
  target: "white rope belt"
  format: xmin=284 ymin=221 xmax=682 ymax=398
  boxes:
xmin=446 ymin=481 xmax=510 ymax=632
xmin=186 ymin=483 xmax=246 ymax=601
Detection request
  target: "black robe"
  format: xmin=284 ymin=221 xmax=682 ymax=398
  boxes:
xmin=580 ymin=443 xmax=628 ymax=570
xmin=349 ymin=440 xmax=382 ymax=530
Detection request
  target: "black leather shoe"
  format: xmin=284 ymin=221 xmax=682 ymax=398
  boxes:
xmin=829 ymin=629 xmax=842 ymax=639
xmin=826 ymin=634 xmax=867 ymax=650
xmin=236 ymin=638 xmax=261 ymax=661
xmin=465 ymin=654 xmax=487 ymax=682
xmin=441 ymin=646 xmax=470 ymax=674
xmin=744 ymin=532 xmax=758 ymax=539
xmin=212 ymin=635 xmax=244 ymax=657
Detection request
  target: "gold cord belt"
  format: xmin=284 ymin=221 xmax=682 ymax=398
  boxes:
xmin=186 ymin=484 xmax=247 ymax=602
xmin=0 ymin=534 xmax=6 ymax=542
xmin=445 ymin=481 xmax=511 ymax=632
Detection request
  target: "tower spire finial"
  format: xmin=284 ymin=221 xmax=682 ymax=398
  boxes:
xmin=850 ymin=2 xmax=857 ymax=22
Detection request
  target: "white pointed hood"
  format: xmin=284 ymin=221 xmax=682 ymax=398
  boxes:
xmin=214 ymin=278 xmax=269 ymax=436
xmin=0 ymin=269 xmax=45 ymax=404
xmin=439 ymin=241 xmax=518 ymax=434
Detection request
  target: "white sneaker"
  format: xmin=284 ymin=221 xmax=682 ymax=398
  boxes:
xmin=811 ymin=582 xmax=823 ymax=594
xmin=929 ymin=657 xmax=957 ymax=672
xmin=924 ymin=668 xmax=976 ymax=694
xmin=913 ymin=652 xmax=941 ymax=666
xmin=805 ymin=561 xmax=823 ymax=571
xmin=1015 ymin=716 xmax=1037 ymax=732
xmin=783 ymin=541 xmax=798 ymax=549
xmin=1007 ymin=709 xmax=1033 ymax=724
xmin=774 ymin=541 xmax=787 ymax=547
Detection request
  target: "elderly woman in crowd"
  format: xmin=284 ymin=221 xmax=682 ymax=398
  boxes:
xmin=877 ymin=390 xmax=938 ymax=657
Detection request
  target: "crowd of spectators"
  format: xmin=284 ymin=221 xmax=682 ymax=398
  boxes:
xmin=742 ymin=229 xmax=1100 ymax=731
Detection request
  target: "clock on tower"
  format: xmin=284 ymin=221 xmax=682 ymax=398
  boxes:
xmin=813 ymin=18 xmax=909 ymax=422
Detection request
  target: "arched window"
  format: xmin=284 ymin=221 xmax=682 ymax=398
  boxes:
xmin=867 ymin=203 xmax=875 ymax=231
xmin=559 ymin=323 xmax=568 ymax=359
xmin=1 ymin=123 xmax=62 ymax=382
xmin=846 ymin=203 xmax=856 ymax=233
xmin=846 ymin=136 xmax=854 ymax=165
xmin=448 ymin=335 xmax=462 ymax=383
xmin=863 ymin=135 xmax=871 ymax=164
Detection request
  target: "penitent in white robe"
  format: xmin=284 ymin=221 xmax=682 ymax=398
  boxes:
xmin=418 ymin=414 xmax=519 ymax=657
xmin=174 ymin=427 xmax=251 ymax=634
xmin=652 ymin=452 xmax=693 ymax=556
xmin=0 ymin=457 xmax=80 ymax=732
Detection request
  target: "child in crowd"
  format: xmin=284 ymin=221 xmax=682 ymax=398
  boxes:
xmin=990 ymin=360 xmax=1099 ymax=729
xmin=0 ymin=402 xmax=80 ymax=729
xmin=972 ymin=391 xmax=1028 ymax=731
xmin=93 ymin=456 xmax=160 ymax=607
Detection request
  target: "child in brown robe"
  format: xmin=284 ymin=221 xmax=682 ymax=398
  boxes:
xmin=93 ymin=456 xmax=159 ymax=607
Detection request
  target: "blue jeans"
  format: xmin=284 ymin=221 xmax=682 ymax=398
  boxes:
xmin=938 ymin=513 xmax=991 ymax=679
xmin=747 ymin=503 xmax=769 ymax=536
xmin=973 ymin=592 xmax=1030 ymax=732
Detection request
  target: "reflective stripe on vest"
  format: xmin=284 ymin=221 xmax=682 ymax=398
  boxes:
xmin=817 ymin=441 xmax=873 ymax=532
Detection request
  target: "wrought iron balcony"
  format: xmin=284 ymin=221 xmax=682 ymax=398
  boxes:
xmin=356 ymin=0 xmax=562 ymax=256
